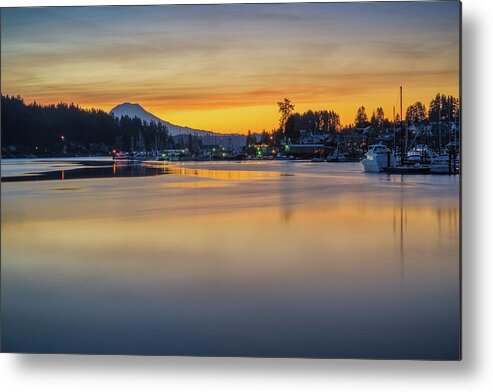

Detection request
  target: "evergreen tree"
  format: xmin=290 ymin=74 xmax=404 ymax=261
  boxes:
xmin=355 ymin=106 xmax=369 ymax=128
xmin=1 ymin=94 xmax=170 ymax=156
xmin=375 ymin=107 xmax=385 ymax=130
xmin=277 ymin=98 xmax=295 ymax=134
xmin=406 ymin=102 xmax=427 ymax=124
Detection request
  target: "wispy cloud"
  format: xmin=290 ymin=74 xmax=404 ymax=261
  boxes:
xmin=1 ymin=2 xmax=460 ymax=132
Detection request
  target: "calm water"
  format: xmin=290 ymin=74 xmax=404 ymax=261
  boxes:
xmin=1 ymin=159 xmax=460 ymax=359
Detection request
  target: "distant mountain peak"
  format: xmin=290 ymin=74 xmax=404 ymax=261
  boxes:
xmin=108 ymin=103 xmax=246 ymax=152
xmin=116 ymin=102 xmax=143 ymax=108
xmin=111 ymin=102 xmax=148 ymax=115
xmin=110 ymin=102 xmax=212 ymax=137
xmin=108 ymin=101 xmax=246 ymax=148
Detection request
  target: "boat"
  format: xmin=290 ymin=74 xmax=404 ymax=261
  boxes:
xmin=274 ymin=153 xmax=293 ymax=160
xmin=377 ymin=85 xmax=429 ymax=175
xmin=326 ymin=146 xmax=354 ymax=162
xmin=311 ymin=157 xmax=325 ymax=163
xmin=129 ymin=151 xmax=150 ymax=161
xmin=430 ymin=154 xmax=450 ymax=174
xmin=361 ymin=144 xmax=396 ymax=172
xmin=113 ymin=152 xmax=130 ymax=160
xmin=406 ymin=144 xmax=433 ymax=164
xmin=430 ymin=153 xmax=459 ymax=174
xmin=112 ymin=150 xmax=151 ymax=161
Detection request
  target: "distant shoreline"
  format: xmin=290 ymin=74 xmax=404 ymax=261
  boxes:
xmin=1 ymin=155 xmax=112 ymax=160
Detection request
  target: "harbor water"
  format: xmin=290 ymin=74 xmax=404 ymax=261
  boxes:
xmin=1 ymin=159 xmax=460 ymax=358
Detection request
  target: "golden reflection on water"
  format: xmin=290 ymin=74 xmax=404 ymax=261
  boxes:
xmin=2 ymin=195 xmax=459 ymax=289
xmin=169 ymin=166 xmax=279 ymax=180
xmin=0 ymin=161 xmax=460 ymax=357
xmin=146 ymin=162 xmax=283 ymax=181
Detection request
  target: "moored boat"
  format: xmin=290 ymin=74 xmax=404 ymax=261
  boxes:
xmin=406 ymin=144 xmax=433 ymax=164
xmin=112 ymin=151 xmax=131 ymax=160
xmin=361 ymin=144 xmax=396 ymax=172
xmin=430 ymin=154 xmax=459 ymax=174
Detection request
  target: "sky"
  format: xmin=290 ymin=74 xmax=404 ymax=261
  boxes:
xmin=1 ymin=2 xmax=460 ymax=134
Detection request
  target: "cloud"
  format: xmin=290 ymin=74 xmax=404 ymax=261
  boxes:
xmin=1 ymin=2 xmax=460 ymax=131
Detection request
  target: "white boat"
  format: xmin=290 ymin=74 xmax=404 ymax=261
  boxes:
xmin=361 ymin=144 xmax=396 ymax=172
xmin=326 ymin=147 xmax=352 ymax=162
xmin=130 ymin=151 xmax=149 ymax=161
xmin=113 ymin=151 xmax=129 ymax=160
xmin=406 ymin=144 xmax=433 ymax=163
xmin=112 ymin=151 xmax=150 ymax=161
xmin=430 ymin=154 xmax=459 ymax=174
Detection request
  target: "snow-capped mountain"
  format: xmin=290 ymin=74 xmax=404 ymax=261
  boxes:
xmin=110 ymin=102 xmax=247 ymax=148
xmin=110 ymin=102 xmax=214 ymax=137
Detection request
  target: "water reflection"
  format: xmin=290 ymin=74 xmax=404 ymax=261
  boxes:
xmin=1 ymin=160 xmax=460 ymax=358
xmin=279 ymin=162 xmax=295 ymax=222
xmin=165 ymin=165 xmax=281 ymax=180
xmin=2 ymin=159 xmax=286 ymax=182
xmin=2 ymin=159 xmax=165 ymax=182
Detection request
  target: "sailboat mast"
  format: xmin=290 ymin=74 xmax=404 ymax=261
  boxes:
xmin=456 ymin=105 xmax=459 ymax=151
xmin=403 ymin=87 xmax=408 ymax=160
xmin=449 ymin=102 xmax=452 ymax=147
xmin=439 ymin=104 xmax=442 ymax=152
xmin=400 ymin=86 xmax=404 ymax=165
xmin=393 ymin=105 xmax=396 ymax=152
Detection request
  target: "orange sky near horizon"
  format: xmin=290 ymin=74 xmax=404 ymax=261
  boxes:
xmin=1 ymin=3 xmax=460 ymax=134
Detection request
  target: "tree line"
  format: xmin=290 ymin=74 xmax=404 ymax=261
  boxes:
xmin=1 ymin=95 xmax=171 ymax=156
xmin=354 ymin=93 xmax=460 ymax=129
xmin=276 ymin=92 xmax=460 ymax=143
xmin=277 ymin=98 xmax=341 ymax=143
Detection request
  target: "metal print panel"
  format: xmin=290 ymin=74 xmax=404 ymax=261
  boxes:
xmin=0 ymin=1 xmax=461 ymax=359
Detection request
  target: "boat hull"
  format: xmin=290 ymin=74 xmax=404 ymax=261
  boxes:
xmin=430 ymin=163 xmax=459 ymax=174
xmin=430 ymin=164 xmax=451 ymax=174
xmin=383 ymin=166 xmax=431 ymax=174
xmin=361 ymin=154 xmax=393 ymax=172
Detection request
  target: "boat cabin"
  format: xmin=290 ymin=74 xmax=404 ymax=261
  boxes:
xmin=367 ymin=144 xmax=388 ymax=154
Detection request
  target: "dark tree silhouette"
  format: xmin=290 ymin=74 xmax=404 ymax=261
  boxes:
xmin=406 ymin=102 xmax=427 ymax=124
xmin=1 ymin=95 xmax=170 ymax=156
xmin=355 ymin=106 xmax=369 ymax=128
xmin=428 ymin=94 xmax=459 ymax=123
xmin=277 ymin=98 xmax=295 ymax=134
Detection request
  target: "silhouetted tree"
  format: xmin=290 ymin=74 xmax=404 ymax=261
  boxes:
xmin=355 ymin=106 xmax=369 ymax=128
xmin=259 ymin=130 xmax=270 ymax=144
xmin=327 ymin=110 xmax=340 ymax=133
xmin=245 ymin=130 xmax=256 ymax=147
xmin=277 ymin=98 xmax=295 ymax=134
xmin=284 ymin=108 xmax=341 ymax=143
xmin=406 ymin=102 xmax=427 ymax=124
xmin=1 ymin=95 xmax=170 ymax=156
xmin=428 ymin=94 xmax=459 ymax=123
xmin=285 ymin=113 xmax=301 ymax=142
xmin=375 ymin=107 xmax=385 ymax=130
